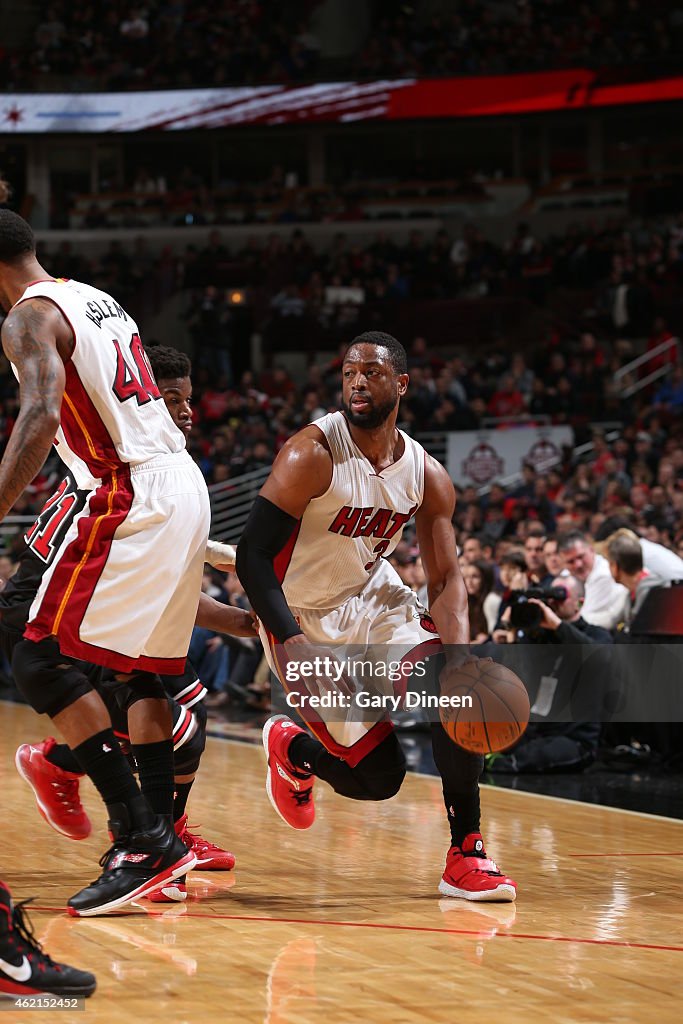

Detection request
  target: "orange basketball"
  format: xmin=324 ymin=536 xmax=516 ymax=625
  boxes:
xmin=439 ymin=658 xmax=530 ymax=755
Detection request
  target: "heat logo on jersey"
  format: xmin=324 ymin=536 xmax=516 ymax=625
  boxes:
xmin=328 ymin=504 xmax=418 ymax=540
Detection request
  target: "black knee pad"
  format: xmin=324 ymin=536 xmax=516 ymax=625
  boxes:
xmin=12 ymin=637 xmax=94 ymax=717
xmin=192 ymin=700 xmax=207 ymax=734
xmin=108 ymin=671 xmax=166 ymax=712
xmin=173 ymin=715 xmax=206 ymax=775
xmin=351 ymin=732 xmax=407 ymax=801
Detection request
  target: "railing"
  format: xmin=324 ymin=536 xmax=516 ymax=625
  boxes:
xmin=614 ymin=337 xmax=680 ymax=398
xmin=208 ymin=465 xmax=271 ymax=544
xmin=0 ymin=516 xmax=32 ymax=551
xmin=1 ymin=418 xmax=627 ymax=555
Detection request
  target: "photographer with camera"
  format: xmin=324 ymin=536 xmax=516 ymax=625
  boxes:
xmin=487 ymin=575 xmax=612 ymax=774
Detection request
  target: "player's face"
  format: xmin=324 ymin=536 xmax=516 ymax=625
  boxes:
xmin=341 ymin=344 xmax=408 ymax=429
xmin=158 ymin=376 xmax=192 ymax=436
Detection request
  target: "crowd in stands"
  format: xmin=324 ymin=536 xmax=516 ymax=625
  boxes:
xmin=1 ymin=1 xmax=321 ymax=91
xmin=3 ymin=0 xmax=683 ymax=91
xmin=356 ymin=0 xmax=683 ymax=79
xmin=24 ymin=209 xmax=683 ymax=340
xmin=2 ymin=319 xmax=682 ymax=529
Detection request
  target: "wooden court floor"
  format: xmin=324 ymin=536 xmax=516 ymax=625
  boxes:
xmin=1 ymin=700 xmax=682 ymax=1024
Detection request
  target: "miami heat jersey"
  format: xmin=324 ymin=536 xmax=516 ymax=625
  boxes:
xmin=12 ymin=279 xmax=184 ymax=480
xmin=280 ymin=411 xmax=425 ymax=610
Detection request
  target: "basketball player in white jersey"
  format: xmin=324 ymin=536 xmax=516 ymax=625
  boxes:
xmin=0 ymin=210 xmax=209 ymax=915
xmin=237 ymin=331 xmax=516 ymax=901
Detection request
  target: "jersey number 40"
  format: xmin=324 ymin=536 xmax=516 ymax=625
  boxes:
xmin=112 ymin=334 xmax=161 ymax=406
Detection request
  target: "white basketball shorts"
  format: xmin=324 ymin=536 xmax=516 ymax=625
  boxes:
xmin=262 ymin=559 xmax=442 ymax=766
xmin=25 ymin=451 xmax=210 ymax=674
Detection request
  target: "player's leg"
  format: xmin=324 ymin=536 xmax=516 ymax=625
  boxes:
xmin=147 ymin=702 xmax=235 ymax=903
xmin=169 ymin=701 xmax=235 ymax=870
xmin=12 ymin=638 xmax=154 ymax=830
xmin=431 ymin=711 xmax=516 ymax=902
xmin=115 ymin=674 xmax=175 ymax=820
xmin=262 ymin=715 xmax=407 ymax=829
xmin=11 ymin=639 xmax=194 ymax=916
xmin=0 ymin=879 xmax=96 ymax=998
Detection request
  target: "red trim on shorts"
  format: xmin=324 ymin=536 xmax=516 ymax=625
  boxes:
xmin=136 ymin=654 xmax=187 ymax=675
xmin=265 ymin=630 xmax=393 ymax=768
xmin=313 ymin=719 xmax=394 ymax=768
xmin=60 ymin=362 xmax=123 ymax=476
xmin=24 ymin=472 xmax=139 ymax=672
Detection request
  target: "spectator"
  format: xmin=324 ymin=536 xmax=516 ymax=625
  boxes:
xmin=557 ymin=530 xmax=628 ymax=629
xmin=606 ymin=529 xmax=683 ymax=620
xmin=462 ymin=560 xmax=500 ymax=641
xmin=524 ymin=526 xmax=549 ymax=585
xmin=487 ymin=575 xmax=612 ymax=774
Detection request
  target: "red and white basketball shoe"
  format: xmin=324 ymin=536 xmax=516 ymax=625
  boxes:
xmin=146 ymin=877 xmax=188 ymax=903
xmin=262 ymin=715 xmax=315 ymax=830
xmin=146 ymin=816 xmax=236 ymax=902
xmin=438 ymin=833 xmax=517 ymax=902
xmin=176 ymin=815 xmax=236 ymax=871
xmin=15 ymin=738 xmax=91 ymax=841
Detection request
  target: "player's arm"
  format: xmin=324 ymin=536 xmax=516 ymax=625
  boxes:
xmin=415 ymin=455 xmax=469 ymax=652
xmin=235 ymin=427 xmax=332 ymax=643
xmin=195 ymin=592 xmax=258 ymax=637
xmin=0 ymin=300 xmax=72 ymax=522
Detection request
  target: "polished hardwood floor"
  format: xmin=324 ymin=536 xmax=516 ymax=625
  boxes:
xmin=1 ymin=700 xmax=682 ymax=1023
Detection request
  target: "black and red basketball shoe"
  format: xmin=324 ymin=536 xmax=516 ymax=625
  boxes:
xmin=67 ymin=810 xmax=196 ymax=917
xmin=0 ymin=881 xmax=96 ymax=997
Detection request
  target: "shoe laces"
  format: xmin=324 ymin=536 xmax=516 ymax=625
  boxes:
xmin=52 ymin=775 xmax=81 ymax=812
xmin=181 ymin=823 xmax=209 ymax=850
xmin=453 ymin=846 xmax=502 ymax=877
xmin=11 ymin=899 xmax=60 ymax=971
xmin=292 ymin=789 xmax=312 ymax=807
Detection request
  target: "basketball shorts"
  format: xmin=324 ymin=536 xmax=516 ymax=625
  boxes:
xmin=262 ymin=559 xmax=442 ymax=766
xmin=24 ymin=451 xmax=210 ymax=675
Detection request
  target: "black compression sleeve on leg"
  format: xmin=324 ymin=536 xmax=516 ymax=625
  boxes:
xmin=430 ymin=722 xmax=483 ymax=847
xmin=45 ymin=742 xmax=82 ymax=775
xmin=289 ymin=731 xmax=406 ymax=801
xmin=235 ymin=496 xmax=303 ymax=643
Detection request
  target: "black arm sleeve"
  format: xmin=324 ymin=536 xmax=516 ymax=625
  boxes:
xmin=235 ymin=496 xmax=304 ymax=644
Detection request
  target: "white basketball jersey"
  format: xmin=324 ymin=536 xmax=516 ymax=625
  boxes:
xmin=11 ymin=279 xmax=184 ymax=481
xmin=280 ymin=411 xmax=425 ymax=610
